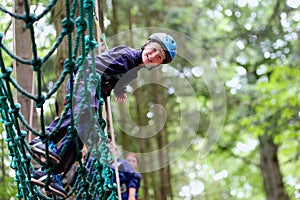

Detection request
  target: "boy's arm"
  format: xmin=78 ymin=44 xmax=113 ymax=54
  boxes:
xmin=128 ymin=188 xmax=137 ymax=200
xmin=113 ymin=67 xmax=140 ymax=101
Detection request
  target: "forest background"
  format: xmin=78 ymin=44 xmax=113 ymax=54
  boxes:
xmin=0 ymin=0 xmax=299 ymax=200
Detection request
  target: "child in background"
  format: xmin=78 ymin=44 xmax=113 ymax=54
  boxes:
xmin=126 ymin=153 xmax=142 ymax=200
xmin=109 ymin=145 xmax=140 ymax=200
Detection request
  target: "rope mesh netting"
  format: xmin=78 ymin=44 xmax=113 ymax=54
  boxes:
xmin=0 ymin=0 xmax=117 ymax=199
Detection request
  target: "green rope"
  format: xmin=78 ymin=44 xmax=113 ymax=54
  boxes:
xmin=0 ymin=0 xmax=116 ymax=199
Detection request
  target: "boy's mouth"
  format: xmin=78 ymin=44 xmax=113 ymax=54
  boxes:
xmin=147 ymin=55 xmax=152 ymax=62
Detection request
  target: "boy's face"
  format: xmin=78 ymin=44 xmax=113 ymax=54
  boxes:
xmin=142 ymin=42 xmax=166 ymax=68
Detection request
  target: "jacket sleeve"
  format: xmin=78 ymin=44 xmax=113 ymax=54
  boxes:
xmin=113 ymin=67 xmax=140 ymax=97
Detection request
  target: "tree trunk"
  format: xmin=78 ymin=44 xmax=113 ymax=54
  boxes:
xmin=152 ymin=69 xmax=172 ymax=200
xmin=97 ymin=0 xmax=105 ymax=33
xmin=259 ymin=134 xmax=289 ymax=200
xmin=94 ymin=0 xmax=105 ymax=54
xmin=13 ymin=0 xmax=38 ymax=138
xmin=164 ymin=125 xmax=173 ymax=200
xmin=111 ymin=0 xmax=119 ymax=46
xmin=52 ymin=0 xmax=69 ymax=115
xmin=132 ymin=80 xmax=150 ymax=200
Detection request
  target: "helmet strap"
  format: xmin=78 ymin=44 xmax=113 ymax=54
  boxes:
xmin=143 ymin=64 xmax=160 ymax=71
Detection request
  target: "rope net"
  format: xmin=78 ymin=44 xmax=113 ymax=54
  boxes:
xmin=0 ymin=0 xmax=117 ymax=199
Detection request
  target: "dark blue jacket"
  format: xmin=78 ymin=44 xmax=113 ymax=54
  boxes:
xmin=67 ymin=46 xmax=143 ymax=106
xmin=92 ymin=46 xmax=143 ymax=98
xmin=93 ymin=46 xmax=143 ymax=76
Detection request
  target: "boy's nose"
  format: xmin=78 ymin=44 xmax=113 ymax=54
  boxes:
xmin=151 ymin=52 xmax=160 ymax=60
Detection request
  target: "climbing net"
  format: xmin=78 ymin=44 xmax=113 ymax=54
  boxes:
xmin=0 ymin=0 xmax=117 ymax=199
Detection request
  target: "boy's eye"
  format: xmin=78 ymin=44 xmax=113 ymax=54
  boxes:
xmin=153 ymin=48 xmax=157 ymax=52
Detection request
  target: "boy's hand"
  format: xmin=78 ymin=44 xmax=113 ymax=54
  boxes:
xmin=115 ymin=93 xmax=127 ymax=103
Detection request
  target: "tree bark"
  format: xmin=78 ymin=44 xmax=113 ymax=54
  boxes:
xmin=259 ymin=134 xmax=289 ymax=200
xmin=97 ymin=0 xmax=105 ymax=33
xmin=111 ymin=0 xmax=119 ymax=46
xmin=132 ymin=81 xmax=150 ymax=200
xmin=52 ymin=0 xmax=69 ymax=115
xmin=152 ymin=69 xmax=172 ymax=200
xmin=13 ymin=0 xmax=38 ymax=137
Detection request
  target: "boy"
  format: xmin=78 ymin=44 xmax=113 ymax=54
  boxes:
xmin=29 ymin=33 xmax=176 ymax=197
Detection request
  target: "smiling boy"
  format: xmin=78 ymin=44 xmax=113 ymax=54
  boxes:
xmin=29 ymin=33 xmax=176 ymax=198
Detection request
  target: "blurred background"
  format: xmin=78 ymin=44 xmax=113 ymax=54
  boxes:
xmin=0 ymin=0 xmax=299 ymax=199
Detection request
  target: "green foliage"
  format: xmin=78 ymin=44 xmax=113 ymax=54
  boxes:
xmin=0 ymin=127 xmax=18 ymax=199
xmin=1 ymin=0 xmax=300 ymax=199
xmin=0 ymin=174 xmax=18 ymax=199
xmin=256 ymin=66 xmax=300 ymax=139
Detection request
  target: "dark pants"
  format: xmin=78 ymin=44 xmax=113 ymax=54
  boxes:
xmin=44 ymin=75 xmax=109 ymax=174
xmin=45 ymin=103 xmax=98 ymax=174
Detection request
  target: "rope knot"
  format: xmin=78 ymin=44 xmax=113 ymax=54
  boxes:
xmin=76 ymin=17 xmax=87 ymax=34
xmin=21 ymin=154 xmax=31 ymax=164
xmin=98 ymin=117 xmax=106 ymax=129
xmin=36 ymin=95 xmax=46 ymax=108
xmin=4 ymin=121 xmax=13 ymax=127
xmin=62 ymin=18 xmax=75 ymax=35
xmin=24 ymin=13 xmax=37 ymax=29
xmin=64 ymin=58 xmax=76 ymax=74
xmin=84 ymin=0 xmax=95 ymax=10
xmin=99 ymin=97 xmax=105 ymax=106
xmin=0 ymin=67 xmax=12 ymax=80
xmin=85 ymin=36 xmax=98 ymax=51
xmin=65 ymin=94 xmax=71 ymax=106
xmin=77 ymin=56 xmax=85 ymax=67
xmin=8 ymin=103 xmax=21 ymax=114
xmin=77 ymin=165 xmax=86 ymax=174
xmin=67 ymin=125 xmax=77 ymax=136
xmin=15 ymin=130 xmax=27 ymax=141
xmin=0 ymin=32 xmax=3 ymax=43
xmin=32 ymin=57 xmax=43 ymax=72
xmin=0 ymin=95 xmax=7 ymax=102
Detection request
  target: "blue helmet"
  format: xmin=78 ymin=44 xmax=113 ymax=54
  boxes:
xmin=146 ymin=33 xmax=177 ymax=64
